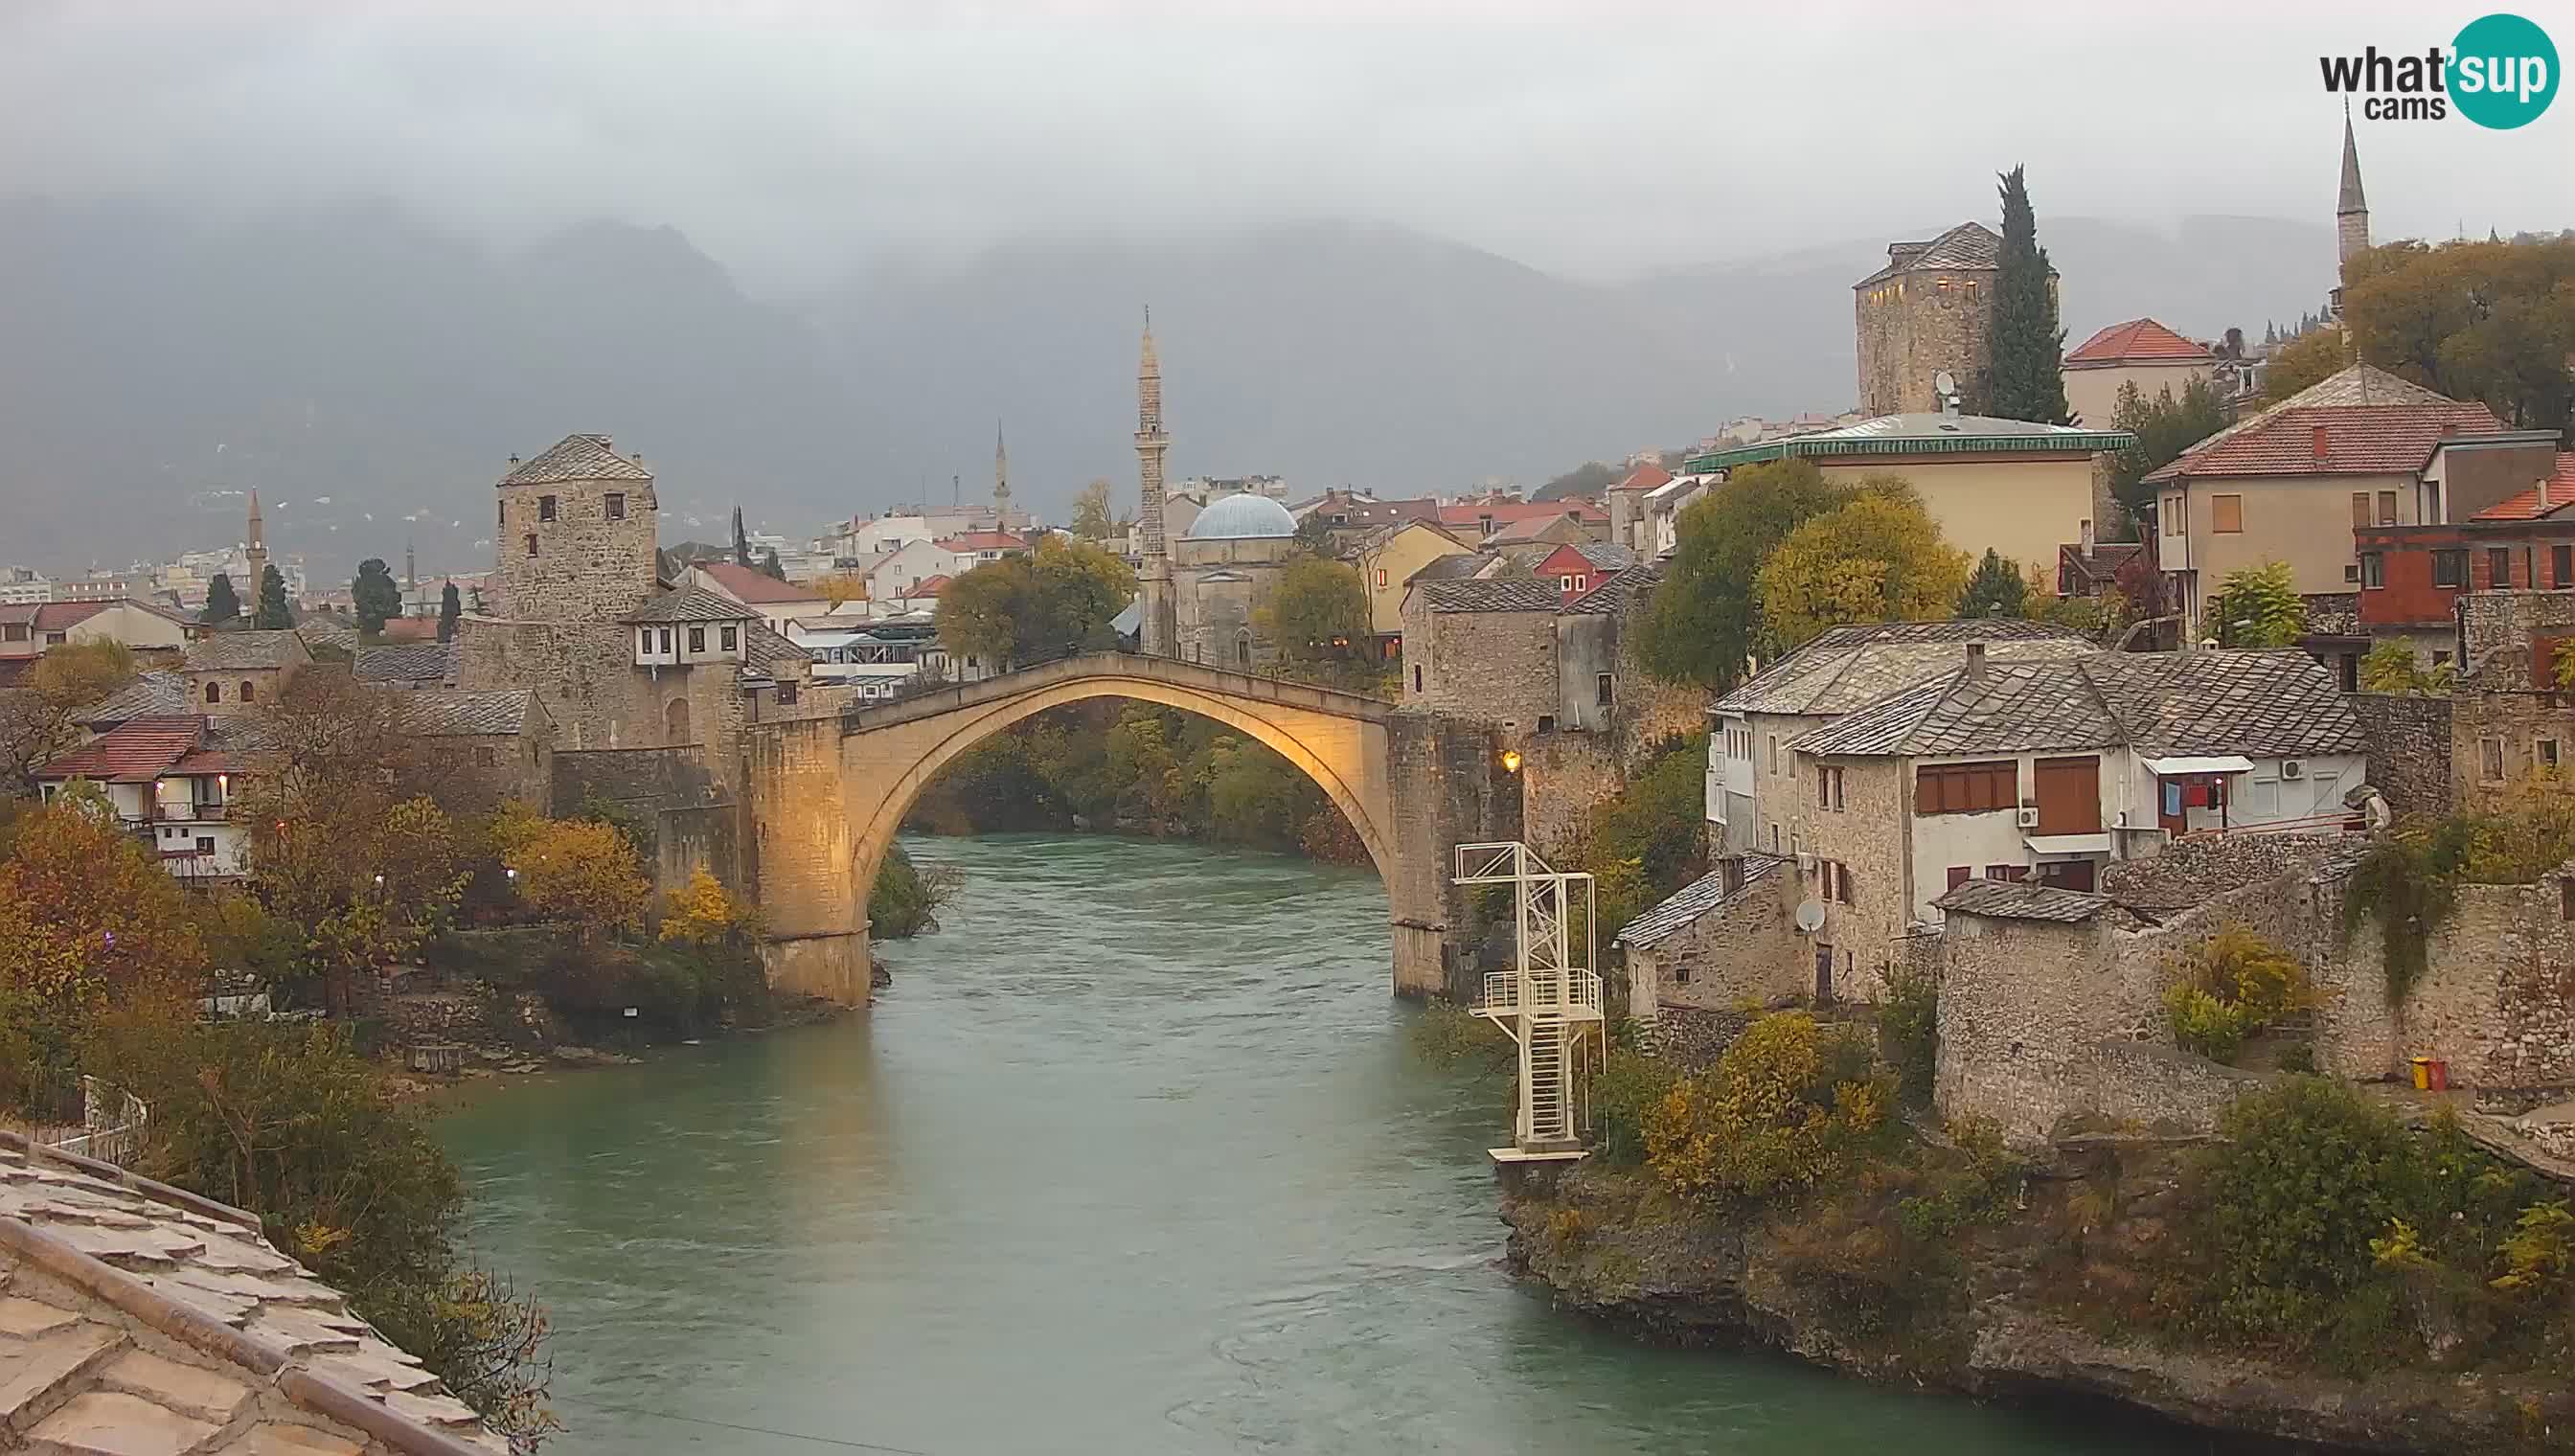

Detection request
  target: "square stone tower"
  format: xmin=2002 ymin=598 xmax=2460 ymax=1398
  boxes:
xmin=1852 ymin=221 xmax=2002 ymax=417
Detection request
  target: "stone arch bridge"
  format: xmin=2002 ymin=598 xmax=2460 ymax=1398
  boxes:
xmin=739 ymin=653 xmax=1516 ymax=1005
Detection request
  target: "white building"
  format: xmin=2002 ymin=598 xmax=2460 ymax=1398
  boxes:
xmin=33 ymin=715 xmax=249 ymax=881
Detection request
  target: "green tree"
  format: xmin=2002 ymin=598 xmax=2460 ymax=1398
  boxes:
xmin=1292 ymin=511 xmax=1336 ymax=557
xmin=1266 ymin=556 xmax=1370 ymax=663
xmin=437 ymin=582 xmax=462 ymax=642
xmin=201 ymin=572 xmax=240 ymax=626
xmin=1069 ymin=478 xmax=1116 ymax=539
xmin=934 ymin=535 xmax=1135 ymax=670
xmin=1633 ymin=458 xmax=1854 ymax=691
xmin=2343 ymin=237 xmax=2575 ymax=431
xmin=2107 ymin=376 xmax=2233 ymax=530
xmin=2359 ymin=640 xmax=2451 ymax=696
xmin=1956 ymin=548 xmax=2030 ymax=619
xmin=2210 ymin=559 xmax=2304 ymax=648
xmin=1984 ymin=165 xmax=2071 ymax=423
xmin=253 ymin=563 xmax=292 ymax=628
xmin=1755 ymin=482 xmax=1973 ymax=653
xmin=760 ymin=547 xmax=787 ymax=581
xmin=1538 ymin=460 xmax=1619 ymax=499
xmin=2262 ymin=328 xmax=2346 ymax=405
xmin=353 ymin=557 xmax=401 ymax=636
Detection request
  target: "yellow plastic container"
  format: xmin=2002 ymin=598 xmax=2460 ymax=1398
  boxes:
xmin=2409 ymin=1057 xmax=2433 ymax=1091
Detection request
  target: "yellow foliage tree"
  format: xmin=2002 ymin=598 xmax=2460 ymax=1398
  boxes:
xmin=1644 ymin=1012 xmax=1889 ymax=1204
xmin=814 ymin=573 xmax=870 ymax=609
xmin=1753 ymin=481 xmax=1971 ymax=653
xmin=659 ymin=868 xmax=758 ymax=945
xmin=494 ymin=810 xmax=649 ymax=940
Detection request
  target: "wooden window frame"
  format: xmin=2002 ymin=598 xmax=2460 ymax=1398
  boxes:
xmin=2489 ymin=546 xmax=2513 ymax=588
xmin=2210 ymin=494 xmax=2244 ymax=534
xmin=2377 ymin=490 xmax=2398 ymax=527
xmin=2350 ymin=492 xmax=2371 ymax=530
xmin=2432 ymin=549 xmax=2468 ymax=588
xmin=1915 ymin=760 xmax=2017 ymax=815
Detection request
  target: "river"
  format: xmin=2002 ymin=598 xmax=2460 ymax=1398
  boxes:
xmin=442 ymin=832 xmax=2203 ymax=1455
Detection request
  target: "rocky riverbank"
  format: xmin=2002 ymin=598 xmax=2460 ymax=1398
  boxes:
xmin=1499 ymin=1139 xmax=2572 ymax=1454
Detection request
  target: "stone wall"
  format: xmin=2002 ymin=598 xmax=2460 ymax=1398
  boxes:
xmin=1936 ymin=910 xmax=2133 ymax=1145
xmin=2458 ymin=589 xmax=2575 ymax=684
xmin=2452 ymin=687 xmax=2575 ymax=813
xmin=1855 ymin=262 xmax=1997 ymax=418
xmin=1384 ymin=712 xmax=1522 ymax=1001
xmin=1518 ymin=731 xmax=1622 ymax=860
xmin=1400 ymin=597 xmax=1559 ymax=731
xmin=2347 ymin=693 xmax=2453 ymax=816
xmin=550 ymin=744 xmax=740 ymax=894
xmin=2081 ymin=1039 xmax=2267 ymax=1133
xmin=1789 ymin=755 xmax=1913 ymax=1001
xmin=2313 ymin=875 xmax=2575 ymax=1088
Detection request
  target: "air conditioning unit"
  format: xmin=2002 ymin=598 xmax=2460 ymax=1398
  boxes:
xmin=2016 ymin=807 xmax=2041 ymax=829
xmin=2282 ymin=760 xmax=2305 ymax=780
xmin=1795 ymin=852 xmax=1815 ymax=875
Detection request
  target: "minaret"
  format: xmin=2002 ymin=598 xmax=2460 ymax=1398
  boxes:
xmin=2336 ymin=103 xmax=2371 ymax=272
xmin=993 ymin=421 xmax=1012 ymax=521
xmin=1134 ymin=307 xmax=1177 ymax=656
xmin=404 ymin=539 xmax=417 ymax=591
xmin=243 ymin=489 xmax=268 ymax=596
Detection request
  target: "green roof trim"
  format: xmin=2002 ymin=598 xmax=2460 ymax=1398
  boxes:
xmin=1687 ymin=423 xmax=2135 ymax=474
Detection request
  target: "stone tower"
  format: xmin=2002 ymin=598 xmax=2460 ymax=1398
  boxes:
xmin=1852 ymin=221 xmax=2003 ymax=417
xmin=493 ymin=433 xmax=658 ymax=624
xmin=242 ymin=489 xmax=267 ymax=594
xmin=2336 ymin=105 xmax=2371 ymax=271
xmin=1134 ymin=309 xmax=1177 ymax=656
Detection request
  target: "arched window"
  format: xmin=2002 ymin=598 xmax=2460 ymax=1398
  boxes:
xmin=204 ymin=681 xmax=220 ymax=704
xmin=1235 ymin=631 xmax=1251 ymax=668
xmin=665 ymin=696 xmax=692 ymax=744
xmin=238 ymin=680 xmax=255 ymax=703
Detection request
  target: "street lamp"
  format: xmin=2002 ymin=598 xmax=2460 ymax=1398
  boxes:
xmin=1500 ymin=748 xmax=1522 ymax=774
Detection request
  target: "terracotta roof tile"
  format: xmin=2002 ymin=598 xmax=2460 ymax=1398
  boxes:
xmin=694 ymin=561 xmax=825 ymax=605
xmin=1611 ymin=463 xmax=1674 ymax=493
xmin=2064 ymin=318 xmax=2213 ymax=366
xmin=2143 ymin=365 xmax=2501 ymax=484
xmin=2471 ymin=453 xmax=2575 ymax=521
xmin=931 ymin=532 xmax=1028 ymax=554
xmin=1435 ymin=501 xmax=1607 ymax=529
xmin=34 ymin=715 xmax=206 ymax=783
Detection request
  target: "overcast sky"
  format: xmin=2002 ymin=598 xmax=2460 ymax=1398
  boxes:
xmin=2 ymin=2 xmax=2569 ymax=293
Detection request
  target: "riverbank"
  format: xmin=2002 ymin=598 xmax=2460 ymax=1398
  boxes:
xmin=1500 ymin=1110 xmax=2573 ymax=1455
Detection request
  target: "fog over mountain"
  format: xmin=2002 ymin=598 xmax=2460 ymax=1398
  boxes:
xmin=1 ymin=196 xmax=2336 ymax=578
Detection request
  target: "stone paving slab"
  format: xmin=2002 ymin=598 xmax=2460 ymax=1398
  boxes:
xmin=217 ymin=1423 xmax=365 ymax=1455
xmin=95 ymin=1347 xmax=249 ymax=1424
xmin=24 ymin=1387 xmax=216 ymax=1456
xmin=0 ymin=1322 xmax=123 ymax=1427
xmin=0 ymin=1293 xmax=82 ymax=1339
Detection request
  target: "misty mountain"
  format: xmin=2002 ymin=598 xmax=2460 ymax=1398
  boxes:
xmin=0 ymin=198 xmax=2336 ymax=580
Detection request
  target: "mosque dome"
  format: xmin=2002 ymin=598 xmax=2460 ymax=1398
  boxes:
xmin=1183 ymin=492 xmax=1297 ymax=541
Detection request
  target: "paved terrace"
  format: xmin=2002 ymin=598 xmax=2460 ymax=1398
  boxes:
xmin=0 ymin=1133 xmax=499 ymax=1455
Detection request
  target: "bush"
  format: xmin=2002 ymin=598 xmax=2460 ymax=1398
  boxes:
xmin=1644 ymin=1012 xmax=1892 ymax=1205
xmin=2164 ymin=926 xmax=2306 ymax=1063
xmin=1590 ymin=1048 xmax=1681 ymax=1167
xmin=1408 ymin=999 xmax=1512 ymax=1073
xmin=2165 ymin=986 xmax=2251 ymax=1062
xmin=1895 ymin=1118 xmax=2026 ymax=1240
xmin=1880 ymin=964 xmax=1939 ymax=1106
xmin=869 ymin=843 xmax=961 ymax=940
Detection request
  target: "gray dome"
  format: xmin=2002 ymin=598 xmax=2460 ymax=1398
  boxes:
xmin=1183 ymin=492 xmax=1297 ymax=541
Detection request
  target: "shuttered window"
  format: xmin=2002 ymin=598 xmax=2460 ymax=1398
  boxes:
xmin=1916 ymin=760 xmax=2017 ymax=814
xmin=2210 ymin=495 xmax=2244 ymax=534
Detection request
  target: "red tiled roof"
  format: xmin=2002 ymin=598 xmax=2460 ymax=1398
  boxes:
xmin=34 ymin=715 xmax=206 ymax=783
xmin=376 ymin=616 xmax=442 ymax=642
xmin=695 ymin=561 xmax=826 ymax=604
xmin=31 ymin=601 xmax=111 ymax=632
xmin=911 ymin=575 xmax=952 ymax=596
xmin=933 ymin=532 xmax=1027 ymax=553
xmin=2147 ymin=402 xmax=2505 ymax=482
xmin=2064 ymin=318 xmax=2213 ymax=366
xmin=169 ymin=747 xmax=240 ymax=776
xmin=1436 ymin=500 xmax=1607 ymax=528
xmin=2472 ymin=453 xmax=2575 ymax=522
xmin=1611 ymin=463 xmax=1674 ymax=493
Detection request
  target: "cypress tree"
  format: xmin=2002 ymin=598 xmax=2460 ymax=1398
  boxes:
xmin=1985 ymin=165 xmax=2071 ymax=424
xmin=1957 ymin=548 xmax=2030 ymax=619
xmin=732 ymin=507 xmax=752 ymax=568
xmin=253 ymin=564 xmax=292 ymax=629
xmin=201 ymin=572 xmax=240 ymax=625
xmin=761 ymin=548 xmax=787 ymax=581
xmin=437 ymin=582 xmax=462 ymax=642
xmin=352 ymin=558 xmax=401 ymax=635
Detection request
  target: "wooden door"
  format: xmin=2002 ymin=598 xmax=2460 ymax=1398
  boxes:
xmin=2032 ymin=756 xmax=2102 ymax=833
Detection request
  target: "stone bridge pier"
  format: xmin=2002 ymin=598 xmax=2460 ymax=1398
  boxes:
xmin=740 ymin=653 xmax=1517 ymax=1006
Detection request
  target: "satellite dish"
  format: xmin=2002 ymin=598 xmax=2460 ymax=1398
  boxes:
xmin=1934 ymin=368 xmax=1958 ymax=398
xmin=1794 ymin=900 xmax=1827 ymax=935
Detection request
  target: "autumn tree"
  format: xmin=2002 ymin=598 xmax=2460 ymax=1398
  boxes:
xmin=814 ymin=573 xmax=870 ymax=609
xmin=202 ymin=572 xmax=241 ymax=626
xmin=2107 ymin=376 xmax=2231 ymax=529
xmin=658 ymin=867 xmax=759 ymax=945
xmin=2342 ymin=237 xmax=2575 ymax=431
xmin=2209 ymin=560 xmax=2305 ymax=648
xmin=2262 ymin=329 xmax=2346 ymax=405
xmin=0 ymin=640 xmax=136 ymax=798
xmin=1754 ymin=482 xmax=1972 ymax=653
xmin=1984 ymin=165 xmax=2071 ymax=423
xmin=353 ymin=558 xmax=401 ymax=636
xmin=253 ymin=563 xmax=292 ymax=628
xmin=490 ymin=805 xmax=649 ymax=941
xmin=1632 ymin=458 xmax=1855 ymax=691
xmin=1069 ymin=478 xmax=1116 ymax=539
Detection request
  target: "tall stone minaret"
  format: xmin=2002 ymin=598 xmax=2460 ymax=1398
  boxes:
xmin=1134 ymin=307 xmax=1176 ymax=657
xmin=2336 ymin=104 xmax=2371 ymax=271
xmin=243 ymin=489 xmax=268 ymax=596
xmin=993 ymin=421 xmax=1012 ymax=520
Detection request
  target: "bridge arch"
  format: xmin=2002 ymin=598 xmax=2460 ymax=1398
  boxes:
xmin=841 ymin=668 xmax=1395 ymax=900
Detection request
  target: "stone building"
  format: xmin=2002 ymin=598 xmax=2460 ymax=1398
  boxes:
xmin=1399 ymin=578 xmax=1566 ymax=732
xmin=1852 ymin=221 xmax=2016 ymax=418
xmin=391 ymin=687 xmax=555 ymax=811
xmin=179 ymin=629 xmax=309 ymax=715
xmin=1173 ymin=491 xmax=1300 ymax=670
xmin=2449 ymin=588 xmax=2575 ymax=813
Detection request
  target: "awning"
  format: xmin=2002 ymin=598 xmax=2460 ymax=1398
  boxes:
xmin=2143 ymin=755 xmax=2255 ymax=777
xmin=2023 ymin=832 xmax=2112 ymax=856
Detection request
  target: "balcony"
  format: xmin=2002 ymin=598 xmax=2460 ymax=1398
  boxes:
xmin=1477 ymin=968 xmax=1604 ymax=1021
xmin=153 ymin=801 xmax=228 ymax=823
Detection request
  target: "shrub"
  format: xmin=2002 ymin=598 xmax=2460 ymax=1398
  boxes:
xmin=1544 ymin=1206 xmax=1589 ymax=1252
xmin=658 ymin=867 xmax=761 ymax=946
xmin=1879 ymin=964 xmax=1939 ymax=1106
xmin=1896 ymin=1118 xmax=2027 ymax=1241
xmin=2165 ymin=985 xmax=2251 ymax=1062
xmin=2493 ymin=1202 xmax=2575 ymax=1297
xmin=1408 ymin=999 xmax=1513 ymax=1073
xmin=1644 ymin=1012 xmax=1892 ymax=1204
xmin=1590 ymin=1048 xmax=1680 ymax=1167
xmin=868 ymin=843 xmax=962 ymax=940
xmin=2165 ymin=926 xmax=2306 ymax=1063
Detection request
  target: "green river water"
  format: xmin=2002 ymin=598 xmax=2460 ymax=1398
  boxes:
xmin=442 ymin=832 xmax=2222 ymax=1455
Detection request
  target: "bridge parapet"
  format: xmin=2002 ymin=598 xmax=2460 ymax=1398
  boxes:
xmin=839 ymin=652 xmax=1393 ymax=735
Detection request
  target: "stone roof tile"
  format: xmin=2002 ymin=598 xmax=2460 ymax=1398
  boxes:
xmin=1932 ymin=877 xmax=2108 ymax=922
xmin=1417 ymin=578 xmax=1562 ymax=614
xmin=1615 ymin=854 xmax=1782 ymax=948
xmin=497 ymin=433 xmax=651 ymax=487
xmin=182 ymin=631 xmax=310 ymax=673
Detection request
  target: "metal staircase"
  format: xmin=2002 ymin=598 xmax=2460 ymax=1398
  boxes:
xmin=1455 ymin=842 xmax=1606 ymax=1161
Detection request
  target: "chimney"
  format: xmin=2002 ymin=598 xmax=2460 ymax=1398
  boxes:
xmin=2312 ymin=423 xmax=2330 ymax=461
xmin=2080 ymin=517 xmax=2096 ymax=556
xmin=2441 ymin=421 xmax=2460 ymax=437
xmin=2541 ymin=475 xmax=2553 ymax=511
xmin=1966 ymin=642 xmax=1988 ymax=675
